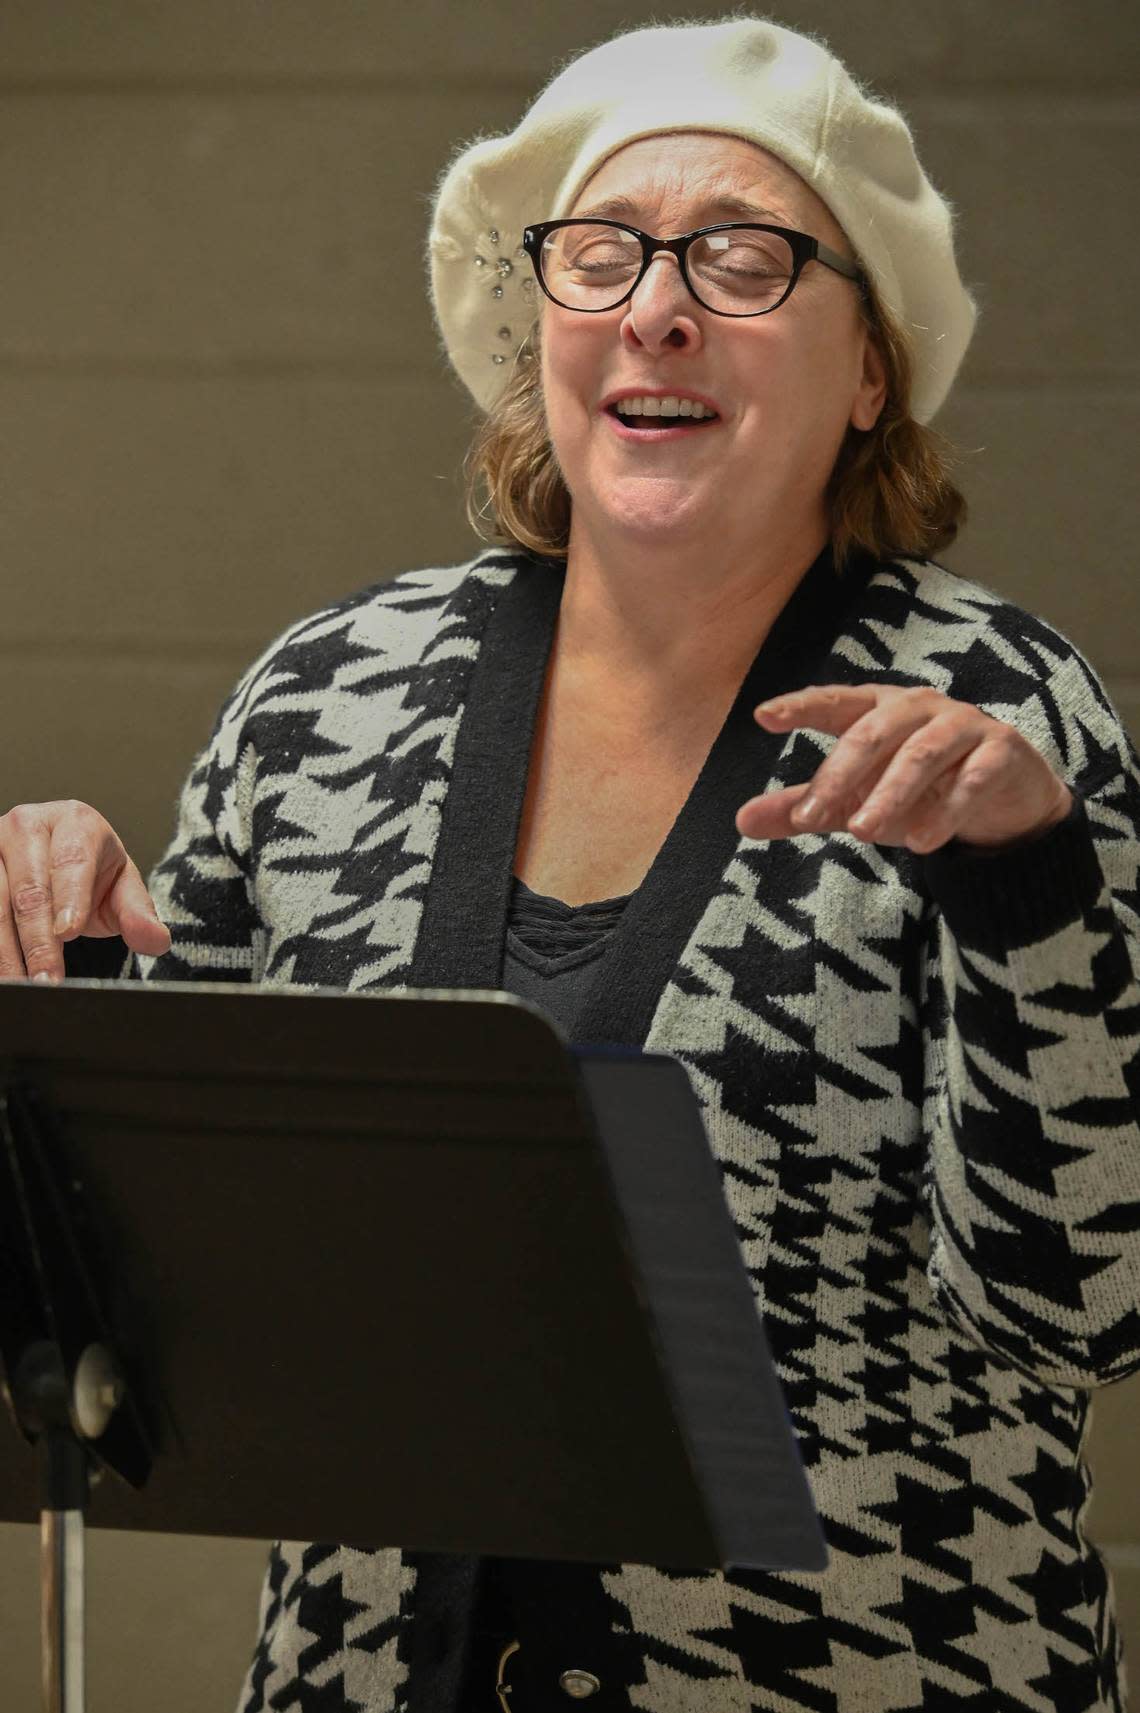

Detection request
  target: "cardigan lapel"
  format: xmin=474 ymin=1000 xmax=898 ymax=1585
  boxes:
xmin=409 ymin=546 xmax=876 ymax=1046
xmin=577 ymin=546 xmax=875 ymax=1047
xmin=408 ymin=557 xmax=563 ymax=990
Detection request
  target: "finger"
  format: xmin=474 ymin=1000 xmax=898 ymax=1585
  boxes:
xmin=844 ymin=715 xmax=984 ymax=844
xmin=103 ymin=861 xmax=172 ymax=956
xmin=736 ymin=783 xmax=811 ymax=840
xmin=46 ymin=808 xmax=169 ymax=951
xmin=3 ymin=810 xmax=65 ymax=982
xmin=754 ymin=685 xmax=882 ymax=739
xmin=901 ymin=790 xmax=961 ymax=854
xmin=0 ymin=867 xmax=29 ymax=980
xmin=739 ymin=781 xmax=869 ymax=841
xmin=45 ymin=806 xmax=114 ymax=940
xmin=901 ymin=734 xmax=1044 ymax=854
xmin=786 ymin=700 xmax=948 ymax=832
xmin=898 ymin=753 xmax=996 ymax=852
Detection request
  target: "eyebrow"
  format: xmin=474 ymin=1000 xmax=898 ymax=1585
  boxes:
xmin=573 ymin=191 xmax=792 ymax=227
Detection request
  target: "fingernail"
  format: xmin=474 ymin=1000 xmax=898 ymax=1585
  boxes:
xmin=32 ymin=970 xmax=56 ymax=985
xmin=54 ymin=905 xmax=78 ymax=936
xmin=757 ymin=700 xmax=789 ymax=719
xmin=848 ymin=809 xmax=870 ymax=831
xmin=792 ymin=795 xmax=823 ymax=828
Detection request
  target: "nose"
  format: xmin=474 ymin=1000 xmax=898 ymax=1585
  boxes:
xmin=620 ymin=252 xmax=702 ymax=355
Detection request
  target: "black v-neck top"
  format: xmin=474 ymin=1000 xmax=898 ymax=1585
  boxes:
xmin=502 ymin=875 xmax=632 ymax=1037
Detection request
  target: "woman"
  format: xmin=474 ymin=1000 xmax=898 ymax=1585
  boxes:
xmin=2 ymin=18 xmax=1138 ymax=1712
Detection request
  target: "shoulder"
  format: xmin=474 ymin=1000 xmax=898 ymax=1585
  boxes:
xmin=217 ymin=547 xmax=533 ymax=726
xmin=854 ymin=556 xmax=1088 ymax=673
xmin=842 ymin=555 xmax=1134 ymax=787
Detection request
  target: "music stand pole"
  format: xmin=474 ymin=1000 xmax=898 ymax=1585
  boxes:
xmin=40 ymin=1430 xmax=88 ymax=1713
xmin=11 ymin=1343 xmax=127 ymax=1713
xmin=2 ymin=1070 xmax=136 ymax=1713
xmin=13 ymin=1346 xmax=124 ymax=1713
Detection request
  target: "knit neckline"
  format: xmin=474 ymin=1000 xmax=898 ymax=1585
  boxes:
xmin=511 ymin=874 xmax=633 ymax=914
xmin=410 ymin=544 xmax=875 ymax=1045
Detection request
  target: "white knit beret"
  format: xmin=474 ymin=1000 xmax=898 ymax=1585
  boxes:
xmin=429 ymin=18 xmax=975 ymax=423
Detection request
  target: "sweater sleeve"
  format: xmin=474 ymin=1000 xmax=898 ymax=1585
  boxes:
xmin=917 ymin=724 xmax=1140 ymax=1389
xmin=136 ymin=661 xmax=265 ymax=986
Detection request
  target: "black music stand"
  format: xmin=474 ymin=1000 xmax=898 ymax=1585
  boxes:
xmin=0 ymin=979 xmax=825 ymax=1712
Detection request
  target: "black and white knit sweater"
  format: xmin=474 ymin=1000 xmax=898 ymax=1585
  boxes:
xmin=139 ymin=545 xmax=1140 ymax=1713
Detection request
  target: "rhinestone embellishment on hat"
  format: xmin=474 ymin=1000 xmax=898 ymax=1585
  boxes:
xmin=472 ymin=221 xmax=533 ymax=365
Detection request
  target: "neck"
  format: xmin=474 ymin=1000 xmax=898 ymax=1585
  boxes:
xmin=556 ymin=507 xmax=827 ymax=706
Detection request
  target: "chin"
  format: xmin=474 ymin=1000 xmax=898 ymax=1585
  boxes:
xmin=593 ymin=476 xmax=711 ymax=541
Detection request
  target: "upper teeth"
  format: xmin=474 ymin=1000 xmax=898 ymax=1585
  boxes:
xmin=613 ymin=396 xmax=715 ymax=419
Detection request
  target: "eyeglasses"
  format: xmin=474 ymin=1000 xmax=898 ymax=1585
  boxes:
xmin=521 ymin=218 xmax=866 ymax=318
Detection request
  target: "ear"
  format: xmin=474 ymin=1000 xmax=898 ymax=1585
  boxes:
xmin=850 ymin=330 xmax=888 ymax=432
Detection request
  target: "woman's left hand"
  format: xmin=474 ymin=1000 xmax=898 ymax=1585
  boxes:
xmin=735 ymin=684 xmax=1072 ymax=854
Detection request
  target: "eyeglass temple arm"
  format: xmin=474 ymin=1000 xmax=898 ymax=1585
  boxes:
xmin=815 ymin=238 xmax=864 ymax=283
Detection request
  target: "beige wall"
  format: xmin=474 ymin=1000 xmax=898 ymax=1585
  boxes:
xmin=1 ymin=3 xmax=1137 ymax=1706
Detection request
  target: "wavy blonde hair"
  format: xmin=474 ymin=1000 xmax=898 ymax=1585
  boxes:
xmin=464 ymin=286 xmax=966 ymax=567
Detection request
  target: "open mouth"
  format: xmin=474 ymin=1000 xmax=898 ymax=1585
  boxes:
xmin=608 ymin=395 xmax=720 ymax=430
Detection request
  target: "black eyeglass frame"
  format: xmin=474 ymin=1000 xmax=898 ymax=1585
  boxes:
xmin=521 ymin=218 xmax=866 ymax=317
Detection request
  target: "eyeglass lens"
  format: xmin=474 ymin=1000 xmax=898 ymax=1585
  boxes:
xmin=539 ymin=223 xmax=796 ymax=314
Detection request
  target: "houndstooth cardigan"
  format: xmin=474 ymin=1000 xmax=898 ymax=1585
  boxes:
xmin=140 ymin=545 xmax=1140 ymax=1713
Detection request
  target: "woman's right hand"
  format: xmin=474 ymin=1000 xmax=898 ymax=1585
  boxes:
xmin=0 ymin=801 xmax=172 ymax=983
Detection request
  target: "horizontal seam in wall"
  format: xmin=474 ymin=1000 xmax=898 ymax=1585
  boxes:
xmin=4 ymin=652 xmax=1140 ymax=681
xmin=0 ymin=358 xmax=1134 ymax=394
xmin=949 ymin=374 xmax=1140 ymax=396
xmin=0 ymin=638 xmax=289 ymax=665
xmin=0 ymin=75 xmax=534 ymax=99
xmin=0 ymin=78 xmax=1137 ymax=106
xmin=0 ymin=356 xmax=447 ymax=382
